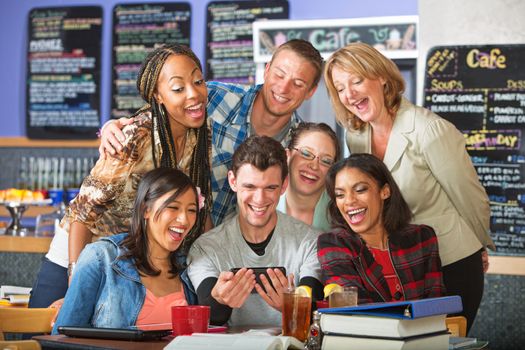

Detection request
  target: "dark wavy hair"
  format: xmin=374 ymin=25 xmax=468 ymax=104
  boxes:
xmin=121 ymin=167 xmax=198 ymax=277
xmin=326 ymin=153 xmax=412 ymax=234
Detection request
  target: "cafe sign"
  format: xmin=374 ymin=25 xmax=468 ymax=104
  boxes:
xmin=252 ymin=16 xmax=418 ymax=62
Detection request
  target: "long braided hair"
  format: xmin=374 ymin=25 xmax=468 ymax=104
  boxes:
xmin=134 ymin=44 xmax=211 ymax=253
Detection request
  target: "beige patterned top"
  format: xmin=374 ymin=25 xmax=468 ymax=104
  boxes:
xmin=61 ymin=111 xmax=198 ymax=238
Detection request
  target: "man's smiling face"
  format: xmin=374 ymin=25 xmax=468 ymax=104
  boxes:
xmin=228 ymin=164 xmax=287 ymax=237
xmin=260 ymin=49 xmax=318 ymax=119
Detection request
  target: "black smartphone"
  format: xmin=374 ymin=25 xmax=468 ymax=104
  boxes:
xmin=230 ymin=266 xmax=287 ymax=293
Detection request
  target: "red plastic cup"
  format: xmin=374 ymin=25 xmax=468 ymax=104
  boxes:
xmin=171 ymin=305 xmax=210 ymax=336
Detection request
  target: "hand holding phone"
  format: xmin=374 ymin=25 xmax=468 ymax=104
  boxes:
xmin=230 ymin=267 xmax=287 ymax=294
xmin=211 ymin=268 xmax=255 ymax=308
xmin=253 ymin=268 xmax=291 ymax=311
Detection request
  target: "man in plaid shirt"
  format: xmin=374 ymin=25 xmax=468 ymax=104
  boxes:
xmin=100 ymin=39 xmax=324 ymax=226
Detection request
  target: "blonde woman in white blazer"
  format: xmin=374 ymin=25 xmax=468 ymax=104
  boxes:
xmin=324 ymin=42 xmax=495 ymax=334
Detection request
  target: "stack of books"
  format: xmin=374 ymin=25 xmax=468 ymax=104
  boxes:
xmin=0 ymin=285 xmax=32 ymax=306
xmin=318 ymin=296 xmax=463 ymax=350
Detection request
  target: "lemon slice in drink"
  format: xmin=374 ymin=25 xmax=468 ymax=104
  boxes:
xmin=323 ymin=283 xmax=344 ymax=299
xmin=295 ymin=285 xmax=312 ymax=298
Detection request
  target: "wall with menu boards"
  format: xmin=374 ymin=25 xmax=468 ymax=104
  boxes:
xmin=26 ymin=6 xmax=102 ymax=139
xmin=206 ymin=0 xmax=289 ymax=84
xmin=111 ymin=2 xmax=191 ymax=119
xmin=423 ymin=45 xmax=525 ymax=256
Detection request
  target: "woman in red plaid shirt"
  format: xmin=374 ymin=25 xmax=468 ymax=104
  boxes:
xmin=317 ymin=153 xmax=445 ymax=303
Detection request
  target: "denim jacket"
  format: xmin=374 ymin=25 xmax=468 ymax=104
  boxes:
xmin=52 ymin=233 xmax=196 ymax=334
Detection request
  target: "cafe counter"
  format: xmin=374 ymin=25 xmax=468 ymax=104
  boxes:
xmin=0 ymin=235 xmax=52 ymax=253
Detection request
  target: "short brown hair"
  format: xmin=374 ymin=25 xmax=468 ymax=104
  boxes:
xmin=270 ymin=39 xmax=324 ymax=88
xmin=324 ymin=43 xmax=405 ymax=131
xmin=231 ymin=135 xmax=288 ymax=182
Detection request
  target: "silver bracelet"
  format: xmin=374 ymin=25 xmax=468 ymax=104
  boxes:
xmin=68 ymin=262 xmax=77 ymax=277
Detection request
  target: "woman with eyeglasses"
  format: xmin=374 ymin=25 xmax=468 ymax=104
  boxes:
xmin=277 ymin=122 xmax=341 ymax=231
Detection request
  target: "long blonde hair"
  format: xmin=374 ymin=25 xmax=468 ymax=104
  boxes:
xmin=324 ymin=43 xmax=405 ymax=131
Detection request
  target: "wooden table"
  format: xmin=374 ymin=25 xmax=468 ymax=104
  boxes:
xmin=33 ymin=335 xmax=171 ymax=350
xmin=33 ymin=326 xmax=281 ymax=349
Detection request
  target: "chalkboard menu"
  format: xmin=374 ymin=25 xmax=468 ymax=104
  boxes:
xmin=111 ymin=3 xmax=191 ymax=119
xmin=423 ymin=45 xmax=525 ymax=256
xmin=206 ymin=0 xmax=289 ymax=83
xmin=26 ymin=6 xmax=102 ymax=139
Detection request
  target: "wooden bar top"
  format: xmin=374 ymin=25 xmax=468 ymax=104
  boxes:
xmin=0 ymin=235 xmax=51 ymax=253
xmin=0 ymin=205 xmax=56 ymax=218
xmin=487 ymin=255 xmax=525 ymax=276
xmin=0 ymin=137 xmax=99 ymax=148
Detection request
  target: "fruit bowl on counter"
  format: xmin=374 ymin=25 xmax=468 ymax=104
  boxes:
xmin=0 ymin=189 xmax=53 ymax=236
xmin=0 ymin=188 xmax=51 ymax=204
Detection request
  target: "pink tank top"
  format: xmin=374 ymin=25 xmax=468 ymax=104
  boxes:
xmin=136 ymin=289 xmax=188 ymax=325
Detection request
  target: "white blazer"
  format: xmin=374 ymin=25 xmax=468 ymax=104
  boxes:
xmin=346 ymin=98 xmax=495 ymax=266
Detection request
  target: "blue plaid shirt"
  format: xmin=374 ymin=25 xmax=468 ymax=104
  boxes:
xmin=207 ymin=81 xmax=302 ymax=226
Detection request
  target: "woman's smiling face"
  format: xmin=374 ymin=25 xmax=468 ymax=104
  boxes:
xmin=334 ymin=166 xmax=390 ymax=237
xmin=145 ymin=187 xmax=198 ymax=257
xmin=330 ymin=66 xmax=390 ymax=125
xmin=287 ymin=130 xmax=336 ymax=197
xmin=154 ymin=54 xmax=208 ymax=131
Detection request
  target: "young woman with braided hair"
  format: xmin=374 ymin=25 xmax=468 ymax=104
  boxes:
xmin=28 ymin=44 xmax=212 ymax=313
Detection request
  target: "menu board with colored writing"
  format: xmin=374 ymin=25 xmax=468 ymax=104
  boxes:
xmin=26 ymin=6 xmax=102 ymax=139
xmin=111 ymin=3 xmax=191 ymax=119
xmin=423 ymin=45 xmax=525 ymax=256
xmin=206 ymin=0 xmax=289 ymax=84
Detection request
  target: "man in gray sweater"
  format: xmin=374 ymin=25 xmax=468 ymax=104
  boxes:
xmin=187 ymin=135 xmax=322 ymax=327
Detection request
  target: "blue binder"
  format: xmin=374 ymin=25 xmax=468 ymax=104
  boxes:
xmin=318 ymin=295 xmax=463 ymax=319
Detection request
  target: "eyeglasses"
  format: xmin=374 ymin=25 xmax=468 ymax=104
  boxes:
xmin=292 ymin=147 xmax=335 ymax=167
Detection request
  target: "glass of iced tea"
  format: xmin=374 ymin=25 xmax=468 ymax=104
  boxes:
xmin=281 ymin=287 xmax=312 ymax=342
xmin=328 ymin=286 xmax=358 ymax=307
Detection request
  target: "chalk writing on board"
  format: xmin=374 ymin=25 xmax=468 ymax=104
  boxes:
xmin=26 ymin=6 xmax=102 ymax=139
xmin=111 ymin=3 xmax=191 ymax=119
xmin=424 ymin=45 xmax=525 ymax=256
xmin=206 ymin=0 xmax=289 ymax=83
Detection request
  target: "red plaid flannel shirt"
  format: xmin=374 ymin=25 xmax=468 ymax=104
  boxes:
xmin=317 ymin=224 xmax=445 ymax=303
